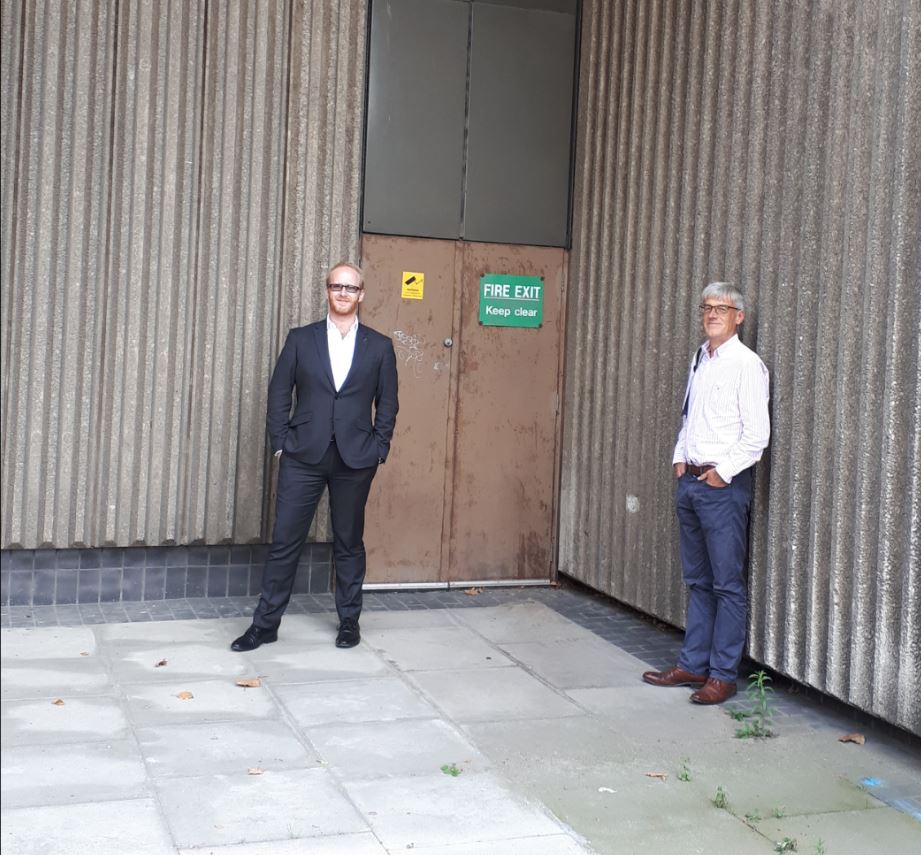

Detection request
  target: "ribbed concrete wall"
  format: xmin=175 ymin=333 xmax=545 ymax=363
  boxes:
xmin=560 ymin=0 xmax=920 ymax=733
xmin=1 ymin=0 xmax=366 ymax=548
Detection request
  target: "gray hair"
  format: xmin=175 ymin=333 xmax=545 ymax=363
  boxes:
xmin=701 ymin=281 xmax=745 ymax=313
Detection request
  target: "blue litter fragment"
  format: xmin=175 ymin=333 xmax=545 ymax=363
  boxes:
xmin=860 ymin=777 xmax=883 ymax=787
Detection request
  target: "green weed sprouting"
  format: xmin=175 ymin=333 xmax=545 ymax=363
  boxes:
xmin=732 ymin=670 xmax=776 ymax=738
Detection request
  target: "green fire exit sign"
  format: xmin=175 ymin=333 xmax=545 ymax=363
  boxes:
xmin=479 ymin=274 xmax=544 ymax=328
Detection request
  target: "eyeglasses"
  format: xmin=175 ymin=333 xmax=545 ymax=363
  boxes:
xmin=327 ymin=283 xmax=362 ymax=295
xmin=698 ymin=303 xmax=738 ymax=316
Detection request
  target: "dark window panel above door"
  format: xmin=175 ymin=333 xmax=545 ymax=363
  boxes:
xmin=363 ymin=0 xmax=577 ymax=246
xmin=363 ymin=0 xmax=470 ymax=239
xmin=463 ymin=2 xmax=576 ymax=247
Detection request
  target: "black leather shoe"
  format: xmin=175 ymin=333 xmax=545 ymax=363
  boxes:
xmin=230 ymin=625 xmax=278 ymax=652
xmin=335 ymin=618 xmax=360 ymax=648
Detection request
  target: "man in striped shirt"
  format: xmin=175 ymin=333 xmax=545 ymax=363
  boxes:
xmin=643 ymin=282 xmax=770 ymax=705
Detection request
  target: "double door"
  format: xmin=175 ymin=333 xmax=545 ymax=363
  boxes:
xmin=359 ymin=234 xmax=566 ymax=583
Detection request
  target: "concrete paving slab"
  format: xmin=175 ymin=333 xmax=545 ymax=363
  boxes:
xmin=567 ymin=684 xmax=739 ymax=744
xmin=579 ymin=807 xmax=777 ymax=855
xmin=411 ymin=667 xmax=584 ymax=722
xmin=757 ymin=805 xmax=921 ymax=853
xmin=345 ymin=771 xmax=570 ymax=849
xmin=449 ymin=602 xmax=600 ymax=643
xmin=511 ymin=760 xmax=777 ymax=855
xmin=307 ymin=718 xmax=490 ymax=779
xmin=137 ymin=720 xmax=318 ymax=778
xmin=95 ymin=620 xmax=231 ymax=644
xmin=154 ymin=767 xmax=368 ymax=848
xmin=1 ymin=626 xmax=98 ymax=659
xmin=247 ymin=642 xmax=391 ymax=683
xmin=358 ymin=609 xmax=459 ymax=630
xmin=0 ymin=798 xmax=176 ymax=855
xmin=404 ymin=835 xmax=593 ymax=855
xmin=274 ymin=677 xmax=438 ymax=727
xmin=1 ymin=657 xmax=112 ymax=699
xmin=498 ymin=637 xmax=648 ymax=689
xmin=1 ymin=695 xmax=129 ymax=745
xmin=104 ymin=641 xmax=255 ymax=684
xmin=363 ymin=625 xmax=515 ymax=671
xmin=464 ymin=715 xmax=642 ymax=771
xmin=1 ymin=739 xmax=148 ymax=808
xmin=124 ymin=678 xmax=277 ymax=727
xmin=177 ymin=833 xmax=389 ymax=854
xmin=795 ymin=731 xmax=921 ymax=789
xmin=673 ymin=737 xmax=890 ymax=817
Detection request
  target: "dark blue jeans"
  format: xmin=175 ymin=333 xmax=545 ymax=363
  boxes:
xmin=675 ymin=467 xmax=753 ymax=682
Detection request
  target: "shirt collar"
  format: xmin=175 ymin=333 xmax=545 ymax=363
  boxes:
xmin=706 ymin=333 xmax=740 ymax=358
xmin=326 ymin=315 xmax=359 ymax=336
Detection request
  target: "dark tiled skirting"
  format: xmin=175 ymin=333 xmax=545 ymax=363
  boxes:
xmin=0 ymin=544 xmax=333 ymax=606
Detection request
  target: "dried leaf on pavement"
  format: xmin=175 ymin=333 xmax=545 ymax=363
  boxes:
xmin=176 ymin=691 xmax=194 ymax=700
xmin=247 ymin=767 xmax=264 ymax=776
xmin=464 ymin=587 xmax=483 ymax=596
xmin=155 ymin=659 xmax=168 ymax=668
xmin=51 ymin=698 xmax=65 ymax=706
xmin=839 ymin=732 xmax=866 ymax=745
xmin=645 ymin=772 xmax=669 ymax=782
xmin=236 ymin=678 xmax=262 ymax=688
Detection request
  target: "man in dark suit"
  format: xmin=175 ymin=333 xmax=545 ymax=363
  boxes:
xmin=231 ymin=261 xmax=398 ymax=652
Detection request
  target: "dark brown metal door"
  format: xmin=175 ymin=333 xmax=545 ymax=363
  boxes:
xmin=359 ymin=236 xmax=459 ymax=583
xmin=360 ymin=234 xmax=566 ymax=583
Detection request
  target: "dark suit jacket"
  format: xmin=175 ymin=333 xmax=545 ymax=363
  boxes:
xmin=266 ymin=320 xmax=398 ymax=469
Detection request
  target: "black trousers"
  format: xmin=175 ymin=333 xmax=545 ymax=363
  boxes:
xmin=252 ymin=441 xmax=377 ymax=629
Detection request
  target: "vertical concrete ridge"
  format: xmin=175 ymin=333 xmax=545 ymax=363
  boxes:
xmin=1 ymin=1 xmax=366 ymax=550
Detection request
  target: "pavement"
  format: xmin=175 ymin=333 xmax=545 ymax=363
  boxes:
xmin=2 ymin=585 xmax=920 ymax=854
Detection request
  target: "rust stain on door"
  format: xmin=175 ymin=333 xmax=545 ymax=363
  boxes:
xmin=448 ymin=242 xmax=566 ymax=581
xmin=360 ymin=235 xmax=458 ymax=582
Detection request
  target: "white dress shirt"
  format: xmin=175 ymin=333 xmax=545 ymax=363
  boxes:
xmin=327 ymin=315 xmax=358 ymax=391
xmin=673 ymin=334 xmax=770 ymax=483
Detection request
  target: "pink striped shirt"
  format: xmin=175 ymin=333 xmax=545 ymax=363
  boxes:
xmin=673 ymin=334 xmax=770 ymax=483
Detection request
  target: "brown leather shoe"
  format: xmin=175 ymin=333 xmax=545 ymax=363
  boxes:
xmin=642 ymin=666 xmax=708 ymax=687
xmin=690 ymin=677 xmax=737 ymax=705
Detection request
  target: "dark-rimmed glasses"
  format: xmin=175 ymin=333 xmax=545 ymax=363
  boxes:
xmin=328 ymin=283 xmax=362 ymax=294
xmin=698 ymin=303 xmax=738 ymax=316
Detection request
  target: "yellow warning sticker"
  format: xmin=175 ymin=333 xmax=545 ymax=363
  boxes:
xmin=401 ymin=272 xmax=424 ymax=300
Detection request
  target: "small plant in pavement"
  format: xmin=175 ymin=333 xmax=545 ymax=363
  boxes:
xmin=677 ymin=757 xmax=691 ymax=782
xmin=813 ymin=840 xmax=826 ymax=855
xmin=744 ymin=810 xmax=762 ymax=824
xmin=733 ymin=670 xmax=776 ymax=738
xmin=712 ymin=785 xmax=729 ymax=810
xmin=774 ymin=838 xmax=798 ymax=852
xmin=772 ymin=805 xmax=786 ymax=819
xmin=440 ymin=763 xmax=462 ymax=777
